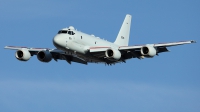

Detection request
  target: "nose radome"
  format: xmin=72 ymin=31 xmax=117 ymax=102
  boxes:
xmin=53 ymin=36 xmax=60 ymax=45
xmin=53 ymin=35 xmax=66 ymax=48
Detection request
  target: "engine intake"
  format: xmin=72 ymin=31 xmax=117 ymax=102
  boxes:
xmin=105 ymin=49 xmax=121 ymax=60
xmin=37 ymin=51 xmax=52 ymax=62
xmin=15 ymin=49 xmax=31 ymax=61
xmin=141 ymin=46 xmax=157 ymax=57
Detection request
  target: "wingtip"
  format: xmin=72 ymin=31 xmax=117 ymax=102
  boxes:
xmin=191 ymin=40 xmax=196 ymax=43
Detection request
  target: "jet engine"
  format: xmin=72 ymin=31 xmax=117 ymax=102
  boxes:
xmin=105 ymin=49 xmax=121 ymax=60
xmin=37 ymin=51 xmax=52 ymax=62
xmin=141 ymin=46 xmax=157 ymax=57
xmin=15 ymin=49 xmax=31 ymax=61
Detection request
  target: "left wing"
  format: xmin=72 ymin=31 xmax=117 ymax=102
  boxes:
xmin=4 ymin=46 xmax=87 ymax=64
xmin=89 ymin=40 xmax=196 ymax=60
xmin=119 ymin=40 xmax=196 ymax=50
xmin=119 ymin=40 xmax=196 ymax=58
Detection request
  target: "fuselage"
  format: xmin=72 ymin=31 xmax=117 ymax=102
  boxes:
xmin=52 ymin=26 xmax=119 ymax=63
xmin=53 ymin=26 xmax=119 ymax=54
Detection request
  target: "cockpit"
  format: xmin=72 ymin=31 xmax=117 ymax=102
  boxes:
xmin=57 ymin=26 xmax=75 ymax=35
xmin=57 ymin=30 xmax=75 ymax=35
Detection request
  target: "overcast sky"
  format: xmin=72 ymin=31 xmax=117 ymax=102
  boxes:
xmin=0 ymin=0 xmax=200 ymax=112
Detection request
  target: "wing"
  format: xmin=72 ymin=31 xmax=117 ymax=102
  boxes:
xmin=4 ymin=46 xmax=87 ymax=65
xmin=88 ymin=40 xmax=196 ymax=61
xmin=118 ymin=40 xmax=196 ymax=59
xmin=119 ymin=40 xmax=196 ymax=50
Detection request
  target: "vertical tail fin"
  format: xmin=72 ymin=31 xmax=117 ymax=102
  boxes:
xmin=114 ymin=14 xmax=132 ymax=46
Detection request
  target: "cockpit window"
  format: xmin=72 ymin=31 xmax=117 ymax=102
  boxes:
xmin=68 ymin=31 xmax=72 ymax=35
xmin=58 ymin=30 xmax=74 ymax=35
xmin=68 ymin=31 xmax=75 ymax=35
xmin=58 ymin=30 xmax=68 ymax=34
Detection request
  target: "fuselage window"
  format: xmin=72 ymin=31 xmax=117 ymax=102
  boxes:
xmin=81 ymin=36 xmax=82 ymax=39
xmin=95 ymin=42 xmax=96 ymax=44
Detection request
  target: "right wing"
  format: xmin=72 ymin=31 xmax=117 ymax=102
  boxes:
xmin=4 ymin=46 xmax=88 ymax=65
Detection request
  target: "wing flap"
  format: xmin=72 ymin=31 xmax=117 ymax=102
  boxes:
xmin=157 ymin=47 xmax=169 ymax=53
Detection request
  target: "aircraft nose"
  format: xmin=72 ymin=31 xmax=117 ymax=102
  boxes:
xmin=53 ymin=35 xmax=66 ymax=48
xmin=53 ymin=36 xmax=61 ymax=45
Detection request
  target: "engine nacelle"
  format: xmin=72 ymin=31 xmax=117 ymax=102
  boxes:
xmin=141 ymin=46 xmax=157 ymax=57
xmin=37 ymin=51 xmax=52 ymax=62
xmin=105 ymin=49 xmax=121 ymax=60
xmin=15 ymin=49 xmax=31 ymax=61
